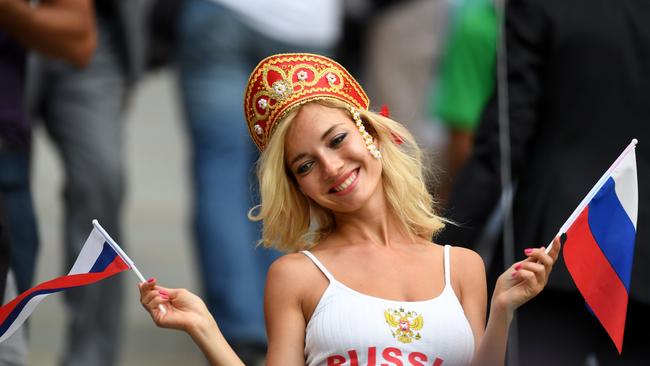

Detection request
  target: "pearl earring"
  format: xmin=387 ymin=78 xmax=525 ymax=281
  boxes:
xmin=350 ymin=107 xmax=382 ymax=159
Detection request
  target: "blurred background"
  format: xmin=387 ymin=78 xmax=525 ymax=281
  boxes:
xmin=29 ymin=69 xmax=203 ymax=365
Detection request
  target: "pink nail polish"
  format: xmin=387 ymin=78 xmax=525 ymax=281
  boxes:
xmin=161 ymin=293 xmax=169 ymax=299
xmin=515 ymin=264 xmax=522 ymax=270
xmin=159 ymin=290 xmax=168 ymax=296
xmin=511 ymin=271 xmax=518 ymax=277
xmin=524 ymin=248 xmax=533 ymax=255
xmin=147 ymin=278 xmax=155 ymax=283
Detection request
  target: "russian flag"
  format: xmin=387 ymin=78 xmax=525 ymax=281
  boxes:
xmin=0 ymin=226 xmax=130 ymax=343
xmin=562 ymin=140 xmax=638 ymax=354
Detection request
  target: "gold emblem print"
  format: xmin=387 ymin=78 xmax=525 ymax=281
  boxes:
xmin=384 ymin=308 xmax=424 ymax=344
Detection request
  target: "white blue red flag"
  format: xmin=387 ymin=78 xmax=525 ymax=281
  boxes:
xmin=0 ymin=226 xmax=130 ymax=343
xmin=561 ymin=139 xmax=638 ymax=354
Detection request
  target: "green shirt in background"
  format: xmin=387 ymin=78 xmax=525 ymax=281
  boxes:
xmin=432 ymin=0 xmax=499 ymax=131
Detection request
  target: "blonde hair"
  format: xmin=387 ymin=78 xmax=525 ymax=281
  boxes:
xmin=249 ymin=99 xmax=445 ymax=252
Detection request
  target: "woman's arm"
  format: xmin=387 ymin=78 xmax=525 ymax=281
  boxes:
xmin=455 ymin=247 xmax=488 ymax=349
xmin=469 ymin=237 xmax=561 ymax=366
xmin=264 ymin=255 xmax=311 ymax=366
xmin=139 ymin=279 xmax=244 ymax=366
xmin=139 ymin=253 xmax=311 ymax=366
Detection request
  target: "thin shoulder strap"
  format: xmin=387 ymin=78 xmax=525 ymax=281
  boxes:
xmin=301 ymin=250 xmax=336 ymax=282
xmin=443 ymin=245 xmax=452 ymax=287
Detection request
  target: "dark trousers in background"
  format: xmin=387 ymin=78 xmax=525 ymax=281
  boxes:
xmin=29 ymin=16 xmax=127 ymax=366
xmin=0 ymin=193 xmax=9 ymax=304
xmin=0 ymin=151 xmax=39 ymax=295
xmin=176 ymin=0 xmax=326 ymax=349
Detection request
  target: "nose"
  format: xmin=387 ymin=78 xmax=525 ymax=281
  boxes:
xmin=321 ymin=152 xmax=344 ymax=180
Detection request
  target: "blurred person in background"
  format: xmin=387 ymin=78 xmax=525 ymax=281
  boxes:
xmin=439 ymin=0 xmax=650 ymax=364
xmin=429 ymin=0 xmax=497 ymax=204
xmin=1 ymin=193 xmax=26 ymax=365
xmin=362 ymin=0 xmax=450 ymax=159
xmin=27 ymin=1 xmax=145 ymax=365
xmin=0 ymin=0 xmax=95 ymax=364
xmin=174 ymin=1 xmax=343 ymax=364
xmin=0 ymin=195 xmax=9 ymax=306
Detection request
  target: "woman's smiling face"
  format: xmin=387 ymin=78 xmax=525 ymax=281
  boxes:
xmin=284 ymin=103 xmax=384 ymax=214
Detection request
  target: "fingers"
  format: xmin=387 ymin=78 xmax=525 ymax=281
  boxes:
xmin=511 ymin=260 xmax=545 ymax=287
xmin=540 ymin=235 xmax=561 ymax=261
xmin=149 ymin=292 xmax=170 ymax=312
xmin=138 ymin=278 xmax=154 ymax=306
xmin=141 ymin=286 xmax=167 ymax=306
xmin=512 ymin=236 xmax=564 ymax=289
xmin=523 ymin=238 xmax=561 ymax=274
xmin=138 ymin=278 xmax=173 ymax=321
xmin=550 ymin=235 xmax=563 ymax=260
xmin=138 ymin=277 xmax=157 ymax=298
xmin=511 ymin=267 xmax=539 ymax=291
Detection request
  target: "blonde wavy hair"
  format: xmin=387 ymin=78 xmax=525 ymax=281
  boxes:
xmin=249 ymin=98 xmax=445 ymax=252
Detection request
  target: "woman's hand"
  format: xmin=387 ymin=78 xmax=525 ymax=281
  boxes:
xmin=138 ymin=278 xmax=215 ymax=334
xmin=139 ymin=279 xmax=245 ymax=366
xmin=491 ymin=236 xmax=562 ymax=314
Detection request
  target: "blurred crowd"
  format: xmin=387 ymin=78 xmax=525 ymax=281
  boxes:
xmin=0 ymin=0 xmax=648 ymax=365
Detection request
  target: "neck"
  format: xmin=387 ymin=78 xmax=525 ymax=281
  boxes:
xmin=330 ymin=185 xmax=412 ymax=248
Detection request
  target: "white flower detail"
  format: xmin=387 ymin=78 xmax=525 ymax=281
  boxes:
xmin=270 ymin=80 xmax=292 ymax=100
xmin=257 ymin=98 xmax=268 ymax=109
xmin=254 ymin=124 xmax=263 ymax=135
xmin=273 ymin=82 xmax=287 ymax=95
xmin=326 ymin=73 xmax=338 ymax=85
xmin=297 ymin=70 xmax=309 ymax=81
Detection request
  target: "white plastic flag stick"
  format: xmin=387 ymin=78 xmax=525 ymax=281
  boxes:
xmin=92 ymin=219 xmax=167 ymax=315
xmin=545 ymin=138 xmax=638 ymax=254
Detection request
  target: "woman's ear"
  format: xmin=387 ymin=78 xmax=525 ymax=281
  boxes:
xmin=390 ymin=131 xmax=404 ymax=145
xmin=361 ymin=116 xmax=380 ymax=140
xmin=367 ymin=119 xmax=382 ymax=149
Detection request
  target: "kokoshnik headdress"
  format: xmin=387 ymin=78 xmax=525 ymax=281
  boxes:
xmin=243 ymin=53 xmax=379 ymax=157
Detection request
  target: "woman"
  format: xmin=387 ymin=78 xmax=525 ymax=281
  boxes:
xmin=139 ymin=53 xmax=560 ymax=366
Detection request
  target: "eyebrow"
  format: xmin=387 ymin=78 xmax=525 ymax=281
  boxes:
xmin=321 ymin=123 xmax=344 ymax=142
xmin=289 ymin=123 xmax=345 ymax=166
xmin=289 ymin=153 xmax=308 ymax=167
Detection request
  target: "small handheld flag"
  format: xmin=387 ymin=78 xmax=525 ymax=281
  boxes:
xmin=90 ymin=220 xmax=167 ymax=316
xmin=559 ymin=139 xmax=638 ymax=353
xmin=0 ymin=220 xmax=159 ymax=344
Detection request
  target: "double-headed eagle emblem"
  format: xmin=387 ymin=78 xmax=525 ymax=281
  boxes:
xmin=384 ymin=308 xmax=424 ymax=343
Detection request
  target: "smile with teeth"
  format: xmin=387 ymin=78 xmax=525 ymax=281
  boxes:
xmin=332 ymin=169 xmax=358 ymax=192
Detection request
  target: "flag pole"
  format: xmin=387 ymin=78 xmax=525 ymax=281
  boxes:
xmin=545 ymin=138 xmax=638 ymax=254
xmin=92 ymin=219 xmax=167 ymax=314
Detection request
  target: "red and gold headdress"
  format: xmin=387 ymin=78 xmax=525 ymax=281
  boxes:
xmin=244 ymin=53 xmax=370 ymax=151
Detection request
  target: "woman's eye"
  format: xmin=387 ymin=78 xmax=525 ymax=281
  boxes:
xmin=297 ymin=161 xmax=313 ymax=174
xmin=331 ymin=133 xmax=347 ymax=147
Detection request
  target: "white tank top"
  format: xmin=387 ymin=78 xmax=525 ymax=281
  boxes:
xmin=302 ymin=245 xmax=475 ymax=366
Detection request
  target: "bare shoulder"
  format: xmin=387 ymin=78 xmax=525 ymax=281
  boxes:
xmin=447 ymin=246 xmax=486 ymax=301
xmin=266 ymin=251 xmax=330 ymax=323
xmin=268 ymin=252 xmax=314 ymax=284
xmin=265 ymin=253 xmax=311 ymax=308
xmin=268 ymin=252 xmax=311 ymax=274
xmin=266 ymin=252 xmax=325 ymax=295
xmin=449 ymin=246 xmax=485 ymax=271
